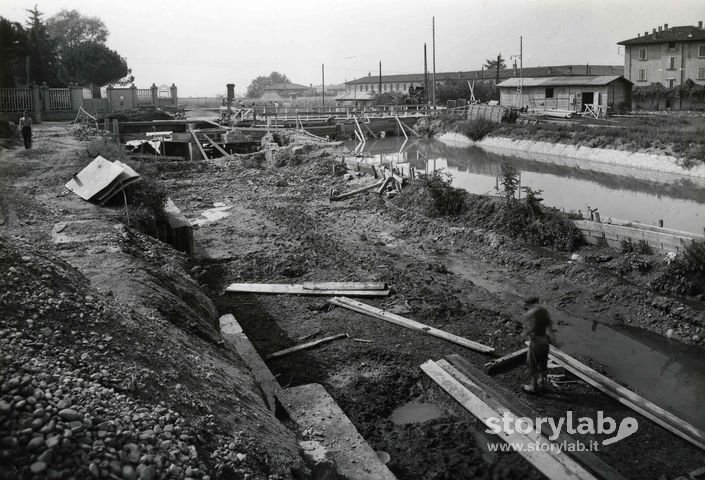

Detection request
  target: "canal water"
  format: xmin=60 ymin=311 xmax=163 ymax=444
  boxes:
xmin=344 ymin=137 xmax=705 ymax=235
xmin=346 ymin=137 xmax=705 ymax=432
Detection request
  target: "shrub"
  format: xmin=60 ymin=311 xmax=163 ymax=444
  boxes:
xmin=498 ymin=161 xmax=520 ymax=201
xmin=455 ymin=118 xmax=497 ymax=141
xmin=425 ymin=171 xmax=466 ymax=216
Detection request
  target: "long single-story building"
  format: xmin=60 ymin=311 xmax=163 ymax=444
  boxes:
xmin=497 ymin=75 xmax=633 ymax=113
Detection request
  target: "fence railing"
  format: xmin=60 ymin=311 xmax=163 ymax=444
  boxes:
xmin=81 ymin=98 xmax=109 ymax=115
xmin=0 ymin=88 xmax=32 ymax=112
xmin=136 ymin=89 xmax=153 ymax=106
xmin=49 ymin=88 xmax=72 ymax=111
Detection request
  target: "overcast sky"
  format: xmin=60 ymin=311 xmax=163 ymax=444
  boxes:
xmin=1 ymin=0 xmax=703 ymax=96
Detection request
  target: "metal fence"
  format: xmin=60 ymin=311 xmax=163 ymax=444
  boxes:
xmin=136 ymin=89 xmax=153 ymax=106
xmin=49 ymin=88 xmax=72 ymax=111
xmin=0 ymin=88 xmax=32 ymax=112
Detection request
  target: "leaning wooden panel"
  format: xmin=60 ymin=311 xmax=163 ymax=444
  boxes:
xmin=421 ymin=360 xmax=598 ymax=480
xmin=329 ymin=296 xmax=494 ymax=353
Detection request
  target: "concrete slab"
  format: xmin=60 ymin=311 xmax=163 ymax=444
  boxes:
xmin=281 ymin=383 xmax=397 ymax=480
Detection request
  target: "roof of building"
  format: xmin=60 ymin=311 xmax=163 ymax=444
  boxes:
xmin=345 ymin=65 xmax=623 ymax=85
xmin=497 ymin=75 xmax=631 ymax=88
xmin=618 ymin=25 xmax=705 ymax=45
xmin=335 ymin=91 xmax=376 ymax=101
xmin=263 ymin=83 xmax=310 ymax=91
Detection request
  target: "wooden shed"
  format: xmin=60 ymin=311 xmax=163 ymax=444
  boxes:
xmin=497 ymin=75 xmax=632 ymax=114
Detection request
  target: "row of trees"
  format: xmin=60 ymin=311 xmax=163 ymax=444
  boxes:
xmin=0 ymin=7 xmax=132 ymax=96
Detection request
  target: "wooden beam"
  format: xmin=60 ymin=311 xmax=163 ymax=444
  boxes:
xmin=445 ymin=354 xmax=629 ymax=480
xmin=485 ymin=348 xmax=528 ymax=374
xmin=328 ymin=296 xmax=494 ymax=353
xmin=421 ymin=360 xmax=598 ymax=480
xmin=225 ymin=283 xmax=390 ymax=297
xmin=330 ymin=180 xmax=385 ymax=201
xmin=189 ymin=128 xmax=209 ymax=160
xmin=202 ymin=133 xmax=230 ymax=157
xmin=266 ymin=333 xmax=349 ymax=360
xmin=546 ymin=346 xmax=705 ymax=451
xmin=303 ymin=282 xmax=387 ymax=291
xmin=362 ymin=122 xmax=378 ymax=139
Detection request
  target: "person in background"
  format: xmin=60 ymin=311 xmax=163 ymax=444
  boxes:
xmin=522 ymin=297 xmax=558 ymax=393
xmin=19 ymin=111 xmax=32 ymax=149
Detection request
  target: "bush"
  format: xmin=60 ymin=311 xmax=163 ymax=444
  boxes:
xmin=425 ymin=171 xmax=466 ymax=216
xmin=621 ymin=238 xmax=653 ymax=255
xmin=454 ymin=118 xmax=497 ymax=141
xmin=84 ymin=137 xmax=127 ymax=162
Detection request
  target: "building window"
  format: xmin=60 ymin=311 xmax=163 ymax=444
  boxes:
xmin=638 ymin=47 xmax=647 ymax=60
xmin=667 ymin=78 xmax=676 ymax=88
xmin=668 ymin=56 xmax=676 ymax=70
xmin=699 ymin=66 xmax=705 ymax=80
xmin=637 ymin=69 xmax=647 ymax=81
xmin=699 ymin=45 xmax=705 ymax=57
xmin=668 ymin=41 xmax=677 ymax=50
xmin=545 ymin=88 xmax=554 ymax=98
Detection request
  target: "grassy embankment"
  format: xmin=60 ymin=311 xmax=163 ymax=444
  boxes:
xmin=418 ymin=114 xmax=705 ymax=167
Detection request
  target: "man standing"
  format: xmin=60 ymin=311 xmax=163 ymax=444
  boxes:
xmin=19 ymin=111 xmax=32 ymax=149
xmin=522 ymin=297 xmax=558 ymax=393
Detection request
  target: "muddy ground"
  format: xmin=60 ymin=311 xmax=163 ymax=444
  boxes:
xmin=2 ymin=123 xmax=705 ymax=479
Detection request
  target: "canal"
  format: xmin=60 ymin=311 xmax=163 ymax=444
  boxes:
xmin=345 ymin=137 xmax=705 ymax=235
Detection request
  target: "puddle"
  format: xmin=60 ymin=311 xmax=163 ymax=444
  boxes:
xmin=389 ymin=402 xmax=443 ymax=425
xmin=191 ymin=204 xmax=233 ymax=226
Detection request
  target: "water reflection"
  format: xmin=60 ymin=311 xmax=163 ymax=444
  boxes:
xmin=344 ymin=138 xmax=705 ymax=234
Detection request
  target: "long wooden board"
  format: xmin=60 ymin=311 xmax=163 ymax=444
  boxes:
xmin=546 ymin=346 xmax=705 ymax=451
xmin=226 ymin=283 xmax=390 ymax=297
xmin=329 ymin=296 xmax=494 ymax=353
xmin=266 ymin=333 xmax=349 ymax=360
xmin=189 ymin=129 xmax=209 ymax=160
xmin=202 ymin=133 xmax=230 ymax=156
xmin=302 ymin=282 xmax=387 ymax=291
xmin=445 ymin=354 xmax=628 ymax=480
xmin=485 ymin=348 xmax=528 ymax=374
xmin=421 ymin=360 xmax=598 ymax=480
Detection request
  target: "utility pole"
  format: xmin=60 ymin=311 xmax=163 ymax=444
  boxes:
xmin=424 ymin=43 xmax=429 ymax=108
xmin=322 ymin=64 xmax=325 ymax=107
xmin=432 ymin=16 xmax=436 ymax=109
xmin=379 ymin=61 xmax=382 ymax=98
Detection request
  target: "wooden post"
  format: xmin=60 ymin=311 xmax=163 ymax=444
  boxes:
xmin=112 ymin=119 xmax=120 ymax=144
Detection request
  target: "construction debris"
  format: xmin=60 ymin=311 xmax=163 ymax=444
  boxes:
xmin=328 ymin=296 xmax=494 ymax=353
xmin=225 ymin=282 xmax=391 ymax=297
xmin=64 ymin=155 xmax=140 ymax=205
xmin=265 ymin=333 xmax=349 ymax=360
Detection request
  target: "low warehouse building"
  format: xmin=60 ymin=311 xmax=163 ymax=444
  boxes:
xmin=498 ymin=75 xmax=633 ymax=114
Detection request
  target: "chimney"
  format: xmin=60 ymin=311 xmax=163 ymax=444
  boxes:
xmin=658 ymin=26 xmax=662 ymax=32
xmin=664 ymin=23 xmax=668 ymax=30
xmin=699 ymin=21 xmax=703 ymax=28
xmin=368 ymin=72 xmax=371 ymax=77
xmin=644 ymin=31 xmax=648 ymax=36
xmin=652 ymin=28 xmax=657 ymax=34
xmin=637 ymin=33 xmax=641 ymax=37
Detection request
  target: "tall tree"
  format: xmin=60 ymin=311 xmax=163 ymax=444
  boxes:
xmin=25 ymin=5 xmax=59 ymax=85
xmin=0 ymin=17 xmax=29 ymax=87
xmin=61 ymin=42 xmax=132 ymax=92
xmin=483 ymin=53 xmax=506 ymax=73
xmin=246 ymin=72 xmax=291 ymax=98
xmin=46 ymin=9 xmax=108 ymax=52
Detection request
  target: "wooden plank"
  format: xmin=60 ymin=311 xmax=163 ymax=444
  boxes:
xmin=330 ymin=180 xmax=385 ymax=201
xmin=421 ymin=360 xmax=597 ymax=480
xmin=281 ymin=384 xmax=397 ymax=479
xmin=546 ymin=346 xmax=705 ymax=451
xmin=485 ymin=348 xmax=528 ymax=374
xmin=328 ymin=296 xmax=494 ymax=353
xmin=219 ymin=314 xmax=280 ymax=413
xmin=189 ymin=128 xmax=209 ymax=160
xmin=266 ymin=333 xmax=348 ymax=360
xmin=202 ymin=133 xmax=230 ymax=156
xmin=445 ymin=355 xmax=629 ymax=480
xmin=302 ymin=282 xmax=387 ymax=291
xmin=225 ymin=283 xmax=390 ymax=297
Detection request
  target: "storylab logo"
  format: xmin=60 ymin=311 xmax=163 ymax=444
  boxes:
xmin=485 ymin=411 xmax=638 ymax=446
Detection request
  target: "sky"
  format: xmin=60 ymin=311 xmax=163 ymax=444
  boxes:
xmin=1 ymin=0 xmax=703 ymax=97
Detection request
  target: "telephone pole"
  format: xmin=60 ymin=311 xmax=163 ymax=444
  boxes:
xmin=321 ymin=64 xmax=325 ymax=107
xmin=432 ymin=16 xmax=436 ymax=108
xmin=424 ymin=43 xmax=429 ymax=108
xmin=379 ymin=61 xmax=382 ymax=96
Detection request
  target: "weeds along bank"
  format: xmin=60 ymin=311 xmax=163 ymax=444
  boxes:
xmin=416 ymin=114 xmax=705 ymax=174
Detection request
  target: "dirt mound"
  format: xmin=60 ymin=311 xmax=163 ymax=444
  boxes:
xmin=0 ymin=235 xmax=301 ymax=479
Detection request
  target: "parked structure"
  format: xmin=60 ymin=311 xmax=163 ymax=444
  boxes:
xmin=497 ymin=76 xmax=633 ymax=114
xmin=618 ymin=22 xmax=705 ymax=110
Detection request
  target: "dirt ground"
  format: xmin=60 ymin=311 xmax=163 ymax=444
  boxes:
xmin=2 ymin=123 xmax=705 ymax=479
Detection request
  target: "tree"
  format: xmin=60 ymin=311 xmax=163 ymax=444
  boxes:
xmin=25 ymin=5 xmax=59 ymax=85
xmin=246 ymin=72 xmax=290 ymax=98
xmin=46 ymin=9 xmax=108 ymax=52
xmin=483 ymin=53 xmax=506 ymax=72
xmin=0 ymin=17 xmax=29 ymax=87
xmin=60 ymin=42 xmax=132 ymax=92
